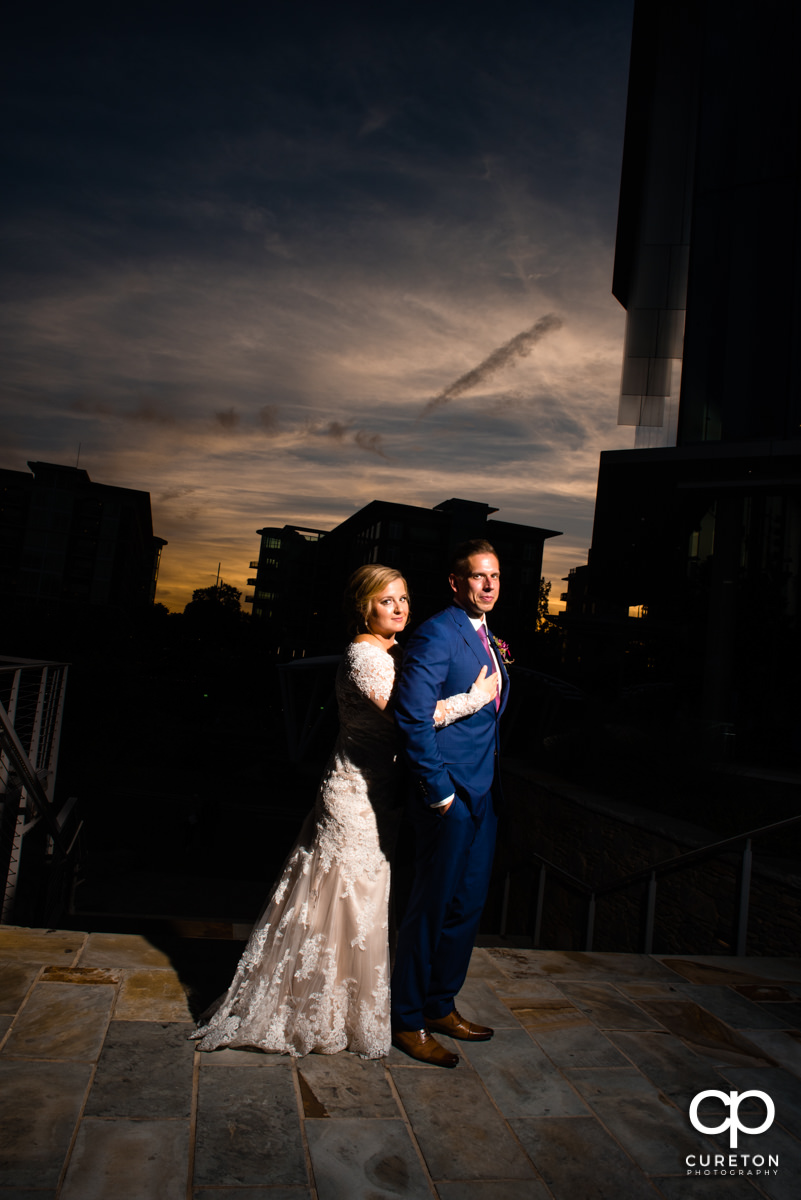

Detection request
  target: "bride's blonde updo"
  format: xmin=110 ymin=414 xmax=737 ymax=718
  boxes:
xmin=344 ymin=564 xmax=409 ymax=636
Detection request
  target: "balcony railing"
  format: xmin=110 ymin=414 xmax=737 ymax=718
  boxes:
xmin=500 ymin=814 xmax=801 ymax=956
xmin=0 ymin=657 xmax=80 ymax=924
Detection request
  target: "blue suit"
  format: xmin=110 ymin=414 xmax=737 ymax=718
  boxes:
xmin=391 ymin=603 xmax=509 ymax=1031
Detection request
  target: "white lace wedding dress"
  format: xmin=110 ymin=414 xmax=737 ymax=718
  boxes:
xmin=189 ymin=640 xmax=489 ymax=1058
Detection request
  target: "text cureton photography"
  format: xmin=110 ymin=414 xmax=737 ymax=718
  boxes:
xmin=686 ymin=1089 xmax=781 ymax=1178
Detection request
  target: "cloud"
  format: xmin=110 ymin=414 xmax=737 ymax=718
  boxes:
xmin=354 ymin=430 xmax=390 ymax=459
xmin=129 ymin=400 xmax=177 ymax=425
xmin=0 ymin=2 xmax=636 ymax=614
xmin=318 ymin=421 xmax=350 ymax=440
xmin=215 ymin=408 xmax=240 ymax=429
xmin=302 ymin=419 xmax=389 ymax=459
xmin=158 ymin=485 xmax=198 ymax=502
xmin=420 ymin=314 xmax=564 ymax=417
xmin=257 ymin=405 xmax=280 ymax=432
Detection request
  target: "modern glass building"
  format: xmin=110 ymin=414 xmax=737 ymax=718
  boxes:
xmin=572 ymin=0 xmax=801 ymax=756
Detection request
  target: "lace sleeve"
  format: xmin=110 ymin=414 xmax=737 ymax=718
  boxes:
xmin=434 ymin=682 xmax=493 ymax=727
xmin=346 ymin=642 xmax=397 ymax=706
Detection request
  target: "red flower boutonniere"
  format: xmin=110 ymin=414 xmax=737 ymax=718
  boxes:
xmin=491 ymin=635 xmax=514 ymax=665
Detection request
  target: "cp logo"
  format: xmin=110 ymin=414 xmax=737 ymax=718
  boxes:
xmin=690 ymin=1090 xmax=775 ymax=1148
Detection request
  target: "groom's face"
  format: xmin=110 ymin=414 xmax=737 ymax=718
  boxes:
xmin=449 ymin=553 xmax=501 ymax=620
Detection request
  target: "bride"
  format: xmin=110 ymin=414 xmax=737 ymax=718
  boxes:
xmin=190 ymin=564 xmax=497 ymax=1058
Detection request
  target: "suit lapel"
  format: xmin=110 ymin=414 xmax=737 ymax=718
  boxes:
xmin=449 ymin=605 xmax=485 ymax=664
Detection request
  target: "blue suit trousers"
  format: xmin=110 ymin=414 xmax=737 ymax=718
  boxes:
xmin=391 ymin=787 xmax=497 ymax=1031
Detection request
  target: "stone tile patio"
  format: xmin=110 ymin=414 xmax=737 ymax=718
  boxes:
xmin=1 ymin=926 xmax=800 ymax=1198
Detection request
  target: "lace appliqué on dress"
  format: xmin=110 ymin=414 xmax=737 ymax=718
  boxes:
xmin=345 ymin=640 xmax=396 ymax=704
xmin=434 ymin=681 xmax=493 ymax=726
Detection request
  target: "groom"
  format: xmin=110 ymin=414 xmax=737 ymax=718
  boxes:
xmin=391 ymin=538 xmax=509 ymax=1067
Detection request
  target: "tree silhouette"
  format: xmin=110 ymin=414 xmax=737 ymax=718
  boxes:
xmin=185 ymin=582 xmax=242 ymax=614
xmin=536 ymin=577 xmax=552 ymax=632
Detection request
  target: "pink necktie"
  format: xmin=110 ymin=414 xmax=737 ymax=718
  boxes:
xmin=477 ymin=624 xmax=500 ymax=709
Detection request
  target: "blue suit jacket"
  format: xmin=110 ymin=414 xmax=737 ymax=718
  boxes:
xmin=395 ymin=604 xmax=510 ymax=808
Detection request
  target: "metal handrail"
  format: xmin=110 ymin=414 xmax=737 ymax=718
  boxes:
xmin=504 ymin=812 xmax=801 ymax=956
xmin=0 ymin=660 xmax=75 ymax=924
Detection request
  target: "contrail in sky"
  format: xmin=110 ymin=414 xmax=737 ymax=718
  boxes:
xmin=420 ymin=313 xmax=563 ymax=417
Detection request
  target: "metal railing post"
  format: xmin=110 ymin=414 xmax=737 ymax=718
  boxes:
xmin=533 ymin=864 xmax=546 ymax=947
xmin=585 ymin=893 xmax=596 ymax=951
xmin=644 ymin=871 xmax=657 ymax=954
xmin=736 ymin=838 xmax=753 ymax=956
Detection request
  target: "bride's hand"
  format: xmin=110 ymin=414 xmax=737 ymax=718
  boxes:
xmin=473 ymin=665 xmax=498 ymax=701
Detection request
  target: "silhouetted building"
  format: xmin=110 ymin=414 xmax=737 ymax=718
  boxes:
xmin=247 ymin=524 xmax=326 ymax=652
xmin=247 ymin=497 xmax=559 ymax=660
xmin=0 ymin=461 xmax=166 ymax=609
xmin=569 ymin=0 xmax=801 ymax=756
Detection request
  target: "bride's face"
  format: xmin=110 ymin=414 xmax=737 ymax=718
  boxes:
xmin=367 ymin=577 xmax=410 ymax=639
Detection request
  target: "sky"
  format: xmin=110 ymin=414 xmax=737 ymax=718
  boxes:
xmin=1 ymin=0 xmax=636 ymax=613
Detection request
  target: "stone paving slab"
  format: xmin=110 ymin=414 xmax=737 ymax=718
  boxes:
xmin=0 ymin=1191 xmax=58 ymax=1199
xmin=671 ymin=984 xmax=794 ymax=1030
xmin=0 ymin=962 xmax=38 ymax=1011
xmin=634 ymin=998 xmax=780 ymax=1068
xmin=510 ymin=1115 xmax=661 ymax=1200
xmin=391 ymin=1066 xmax=539 ymax=1183
xmin=553 ymin=982 xmax=665 ymax=1030
xmin=618 ymin=980 xmax=685 ymax=998
xmin=528 ymin=1022 xmax=632 ymax=1068
xmin=460 ymin=1027 xmax=589 ymax=1117
xmin=565 ymin=1066 xmax=714 ymax=1174
xmin=718 ymin=1065 xmax=801 ymax=1139
xmin=79 ymin=931 xmax=175 ymax=969
xmin=305 ymin=1117 xmax=432 ymax=1200
xmin=757 ymin=1003 xmax=801 ymax=1029
xmin=741 ymin=1030 xmax=801 ymax=1081
xmin=492 ymin=977 xmax=565 ymax=1000
xmin=297 ymin=1054 xmax=397 ymax=1118
xmin=59 ymin=1118 xmax=189 ymax=1200
xmin=503 ymin=996 xmax=589 ymax=1032
xmin=2 ymin=981 xmax=115 ymax=1061
xmin=0 ymin=927 xmax=84 ymax=964
xmin=193 ymin=1191 xmax=311 ymax=1200
xmin=437 ymin=1182 xmax=551 ymax=1200
xmin=486 ymin=949 xmax=681 ymax=983
xmin=655 ymin=1177 xmax=764 ymax=1199
xmin=450 ymin=975 xmax=523 ymax=1029
xmin=607 ymin=1029 xmax=735 ymax=1110
xmin=113 ymin=966 xmax=193 ymax=1021
xmin=659 ymin=957 xmax=801 ymax=985
xmin=194 ymin=1060 xmax=307 ymax=1188
xmin=86 ymin=1020 xmax=196 ymax=1118
xmin=1 ymin=927 xmax=801 ymax=1198
xmin=465 ymin=945 xmax=508 ymax=981
xmin=0 ymin=1060 xmax=93 ymax=1189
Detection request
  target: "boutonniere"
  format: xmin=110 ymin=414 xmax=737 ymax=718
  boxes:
xmin=491 ymin=634 xmax=514 ymax=665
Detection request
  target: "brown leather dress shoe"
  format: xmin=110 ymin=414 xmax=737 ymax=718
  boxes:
xmin=424 ymin=1009 xmax=494 ymax=1041
xmin=391 ymin=1029 xmax=460 ymax=1067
